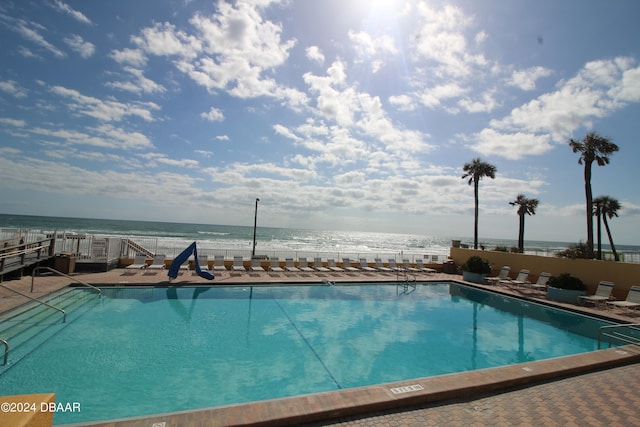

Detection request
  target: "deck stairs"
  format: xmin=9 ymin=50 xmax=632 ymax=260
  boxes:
xmin=122 ymin=238 xmax=154 ymax=258
xmin=0 ymin=288 xmax=100 ymax=370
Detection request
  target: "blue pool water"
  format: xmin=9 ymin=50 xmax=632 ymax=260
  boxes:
xmin=0 ymin=283 xmax=614 ymax=424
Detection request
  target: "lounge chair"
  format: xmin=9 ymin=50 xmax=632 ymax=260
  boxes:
xmin=486 ymin=266 xmax=510 ymax=284
xmin=327 ymin=259 xmax=344 ymax=272
xmin=388 ymin=259 xmax=404 ymax=272
xmin=342 ymin=258 xmax=360 ymax=272
xmin=196 ymin=255 xmax=209 ymax=272
xmin=500 ymin=269 xmax=530 ymax=287
xmin=147 ymin=254 xmax=166 ymax=271
xmin=578 ymin=281 xmax=614 ymax=307
xmin=298 ymin=257 xmax=315 ymax=273
xmin=359 ymin=258 xmax=377 ymax=273
xmin=374 ymin=258 xmax=393 ymax=273
xmin=213 ymin=255 xmax=227 ymax=272
xmin=126 ymin=254 xmax=148 ymax=271
xmin=415 ymin=259 xmax=436 ymax=274
xmin=404 ymin=259 xmax=420 ymax=274
xmin=269 ymin=257 xmax=284 ymax=273
xmin=607 ymin=286 xmax=640 ymax=311
xmin=285 ymin=258 xmax=301 ymax=273
xmin=313 ymin=257 xmax=330 ymax=272
xmin=178 ymin=258 xmax=190 ymax=272
xmin=250 ymin=258 xmax=265 ymax=272
xmin=232 ymin=256 xmax=246 ymax=273
xmin=524 ymin=272 xmax=551 ymax=292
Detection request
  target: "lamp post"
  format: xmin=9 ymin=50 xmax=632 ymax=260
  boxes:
xmin=252 ymin=198 xmax=260 ymax=257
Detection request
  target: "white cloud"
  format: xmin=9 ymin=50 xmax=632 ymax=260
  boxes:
xmin=201 ymin=107 xmax=225 ymax=122
xmin=491 ymin=58 xmax=632 ymax=143
xmin=64 ymin=34 xmax=95 ymax=58
xmin=106 ymin=67 xmax=166 ymax=94
xmin=15 ymin=20 xmax=65 ymax=58
xmin=0 ymin=80 xmax=28 ymax=98
xmin=29 ymin=123 xmax=154 ymax=150
xmin=305 ymin=46 xmax=324 ymax=64
xmin=52 ymin=0 xmax=92 ymax=25
xmin=50 ymin=85 xmax=160 ymax=122
xmin=109 ymin=48 xmax=147 ymax=67
xmin=508 ymin=66 xmax=553 ymax=91
xmin=470 ymin=129 xmax=554 ymax=160
xmin=0 ymin=117 xmax=26 ymax=127
xmin=273 ymin=124 xmax=300 ymax=141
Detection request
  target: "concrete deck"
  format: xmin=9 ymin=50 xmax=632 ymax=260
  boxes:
xmin=2 ymin=268 xmax=640 ymax=426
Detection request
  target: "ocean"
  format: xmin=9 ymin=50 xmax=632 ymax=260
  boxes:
xmin=1 ymin=213 xmax=637 ymax=261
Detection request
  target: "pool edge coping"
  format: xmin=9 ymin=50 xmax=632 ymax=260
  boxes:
xmin=63 ymin=346 xmax=640 ymax=427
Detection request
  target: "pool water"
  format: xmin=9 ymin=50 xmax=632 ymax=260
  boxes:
xmin=0 ymin=283 xmax=614 ymax=424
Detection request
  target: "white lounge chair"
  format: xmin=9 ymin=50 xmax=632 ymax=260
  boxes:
xmin=269 ymin=257 xmax=284 ymax=273
xmin=147 ymin=254 xmax=166 ymax=271
xmin=388 ymin=259 xmax=404 ymax=272
xmin=327 ymin=259 xmax=344 ymax=272
xmin=178 ymin=257 xmax=190 ymax=272
xmin=125 ymin=254 xmax=148 ymax=272
xmin=213 ymin=255 xmax=227 ymax=272
xmin=196 ymin=255 xmax=209 ymax=271
xmin=359 ymin=258 xmax=377 ymax=273
xmin=486 ymin=266 xmax=510 ymax=284
xmin=342 ymin=258 xmax=360 ymax=272
xmin=500 ymin=269 xmax=530 ymax=287
xmin=607 ymin=286 xmax=640 ymax=311
xmin=404 ymin=259 xmax=420 ymax=274
xmin=232 ymin=256 xmax=246 ymax=273
xmin=415 ymin=259 xmax=436 ymax=274
xmin=285 ymin=258 xmax=301 ymax=273
xmin=578 ymin=281 xmax=614 ymax=307
xmin=313 ymin=257 xmax=330 ymax=273
xmin=298 ymin=257 xmax=315 ymax=273
xmin=250 ymin=258 xmax=265 ymax=273
xmin=374 ymin=258 xmax=393 ymax=273
xmin=524 ymin=272 xmax=551 ymax=292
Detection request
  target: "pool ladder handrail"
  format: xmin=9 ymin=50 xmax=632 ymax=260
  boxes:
xmin=598 ymin=323 xmax=640 ymax=349
xmin=31 ymin=266 xmax=101 ymax=297
xmin=1 ymin=339 xmax=8 ymax=366
xmin=0 ymin=283 xmax=66 ymax=323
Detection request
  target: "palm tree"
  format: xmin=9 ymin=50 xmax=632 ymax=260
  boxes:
xmin=593 ymin=195 xmax=621 ymax=261
xmin=568 ymin=132 xmax=619 ymax=259
xmin=462 ymin=158 xmax=497 ymax=249
xmin=509 ymin=194 xmax=539 ymax=253
xmin=592 ymin=197 xmax=604 ymax=260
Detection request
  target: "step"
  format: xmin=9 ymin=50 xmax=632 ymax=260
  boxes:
xmin=0 ymin=289 xmax=100 ymax=370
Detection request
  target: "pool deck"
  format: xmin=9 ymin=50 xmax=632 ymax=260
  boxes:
xmin=2 ymin=268 xmax=640 ymax=426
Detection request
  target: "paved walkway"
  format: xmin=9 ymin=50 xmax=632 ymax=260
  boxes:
xmin=2 ymin=268 xmax=640 ymax=426
xmin=306 ymin=363 xmax=640 ymax=426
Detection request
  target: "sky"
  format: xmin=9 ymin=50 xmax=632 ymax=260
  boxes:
xmin=1 ymin=0 xmax=640 ymax=245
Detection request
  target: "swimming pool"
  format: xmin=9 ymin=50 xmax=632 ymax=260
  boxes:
xmin=0 ymin=282 xmax=615 ymax=424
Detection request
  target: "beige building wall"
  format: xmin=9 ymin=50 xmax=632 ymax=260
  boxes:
xmin=450 ymin=247 xmax=640 ymax=300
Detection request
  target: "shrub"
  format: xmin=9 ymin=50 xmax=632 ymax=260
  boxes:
xmin=547 ymin=273 xmax=586 ymax=291
xmin=460 ymin=256 xmax=491 ymax=275
xmin=555 ymin=242 xmax=589 ymax=259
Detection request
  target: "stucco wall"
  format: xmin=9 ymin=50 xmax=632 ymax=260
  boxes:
xmin=449 ymin=247 xmax=640 ymax=300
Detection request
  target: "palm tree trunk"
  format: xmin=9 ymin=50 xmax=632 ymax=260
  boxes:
xmin=518 ymin=212 xmax=525 ymax=253
xmin=584 ymin=162 xmax=594 ymax=259
xmin=602 ymin=216 xmax=619 ymax=261
xmin=596 ymin=207 xmax=602 ymax=260
xmin=473 ymin=179 xmax=479 ymax=249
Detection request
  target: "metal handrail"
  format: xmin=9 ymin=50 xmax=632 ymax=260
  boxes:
xmin=598 ymin=323 xmax=640 ymax=349
xmin=0 ymin=284 xmax=66 ymax=323
xmin=0 ymin=339 xmax=8 ymax=366
xmin=31 ymin=267 xmax=101 ymax=297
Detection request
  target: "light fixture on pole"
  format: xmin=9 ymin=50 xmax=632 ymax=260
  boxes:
xmin=252 ymin=198 xmax=260 ymax=257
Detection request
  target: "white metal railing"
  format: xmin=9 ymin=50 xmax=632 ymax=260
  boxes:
xmin=598 ymin=323 xmax=640 ymax=349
